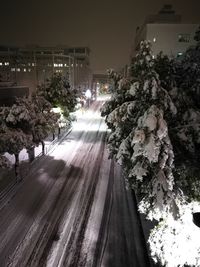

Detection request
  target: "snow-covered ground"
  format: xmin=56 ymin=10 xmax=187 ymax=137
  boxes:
xmin=3 ymin=130 xmax=68 ymax=165
xmin=0 ymin=100 xmax=149 ymax=267
xmin=4 ymin=146 xmax=42 ymax=164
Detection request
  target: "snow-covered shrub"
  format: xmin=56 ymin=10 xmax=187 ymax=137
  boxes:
xmin=149 ymin=201 xmax=200 ymax=267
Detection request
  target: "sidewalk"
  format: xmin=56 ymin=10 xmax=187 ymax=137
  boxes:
xmin=0 ymin=126 xmax=71 ymax=200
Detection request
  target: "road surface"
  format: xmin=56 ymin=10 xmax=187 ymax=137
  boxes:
xmin=0 ymin=100 xmax=150 ymax=267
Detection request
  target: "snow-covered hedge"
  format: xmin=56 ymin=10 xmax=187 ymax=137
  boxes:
xmin=149 ymin=201 xmax=200 ymax=267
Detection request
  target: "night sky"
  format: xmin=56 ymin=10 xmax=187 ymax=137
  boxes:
xmin=0 ymin=0 xmax=200 ymax=73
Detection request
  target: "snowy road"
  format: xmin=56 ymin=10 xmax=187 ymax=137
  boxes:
xmin=0 ymin=100 xmax=150 ymax=267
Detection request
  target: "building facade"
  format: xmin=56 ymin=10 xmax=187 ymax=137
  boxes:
xmin=0 ymin=86 xmax=29 ymax=106
xmin=68 ymin=47 xmax=92 ymax=91
xmin=133 ymin=5 xmax=198 ymax=58
xmin=0 ymin=45 xmax=92 ymax=94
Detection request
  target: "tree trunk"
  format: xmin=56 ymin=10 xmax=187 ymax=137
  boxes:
xmin=14 ymin=153 xmax=21 ymax=182
xmin=41 ymin=140 xmax=45 ymax=155
xmin=28 ymin=146 xmax=35 ymax=162
xmin=52 ymin=132 xmax=55 ymax=140
xmin=58 ymin=127 xmax=61 ymax=136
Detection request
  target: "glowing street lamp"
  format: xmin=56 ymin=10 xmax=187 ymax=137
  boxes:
xmin=52 ymin=107 xmax=62 ymax=113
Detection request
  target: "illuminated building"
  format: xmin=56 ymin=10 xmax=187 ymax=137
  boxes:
xmin=0 ymin=45 xmax=92 ymax=94
xmin=132 ymin=5 xmax=199 ymax=58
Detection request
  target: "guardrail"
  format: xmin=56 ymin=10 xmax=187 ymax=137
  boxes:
xmin=45 ymin=126 xmax=72 ymax=155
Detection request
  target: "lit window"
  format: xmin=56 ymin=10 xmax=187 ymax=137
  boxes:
xmin=71 ymin=64 xmax=73 ymax=67
xmin=11 ymin=68 xmax=16 ymax=72
xmin=32 ymin=63 xmax=35 ymax=66
xmin=0 ymin=62 xmax=2 ymax=66
xmin=5 ymin=62 xmax=9 ymax=66
xmin=16 ymin=68 xmax=20 ymax=72
xmin=76 ymin=64 xmax=78 ymax=67
xmin=55 ymin=69 xmax=63 ymax=73
xmin=23 ymin=68 xmax=26 ymax=72
xmin=28 ymin=68 xmax=31 ymax=72
xmin=178 ymin=34 xmax=190 ymax=43
xmin=28 ymin=63 xmax=31 ymax=66
xmin=153 ymin=37 xmax=156 ymax=42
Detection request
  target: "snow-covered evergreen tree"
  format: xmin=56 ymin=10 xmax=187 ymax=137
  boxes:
xmin=15 ymin=95 xmax=60 ymax=154
xmin=154 ymin=52 xmax=176 ymax=91
xmin=0 ymin=116 xmax=11 ymax=168
xmin=174 ymin=27 xmax=200 ymax=110
xmin=0 ymin=95 xmax=59 ymax=177
xmin=102 ymin=41 xmax=179 ymax=221
xmin=102 ymin=39 xmax=200 ymax=266
xmin=37 ymin=73 xmax=78 ymax=121
xmin=151 ymin=29 xmax=200 ymax=205
xmin=0 ymin=112 xmax=32 ymax=180
xmin=145 ymin=30 xmax=200 ymax=266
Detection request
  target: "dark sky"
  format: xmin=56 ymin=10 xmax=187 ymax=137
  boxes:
xmin=0 ymin=0 xmax=200 ymax=73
